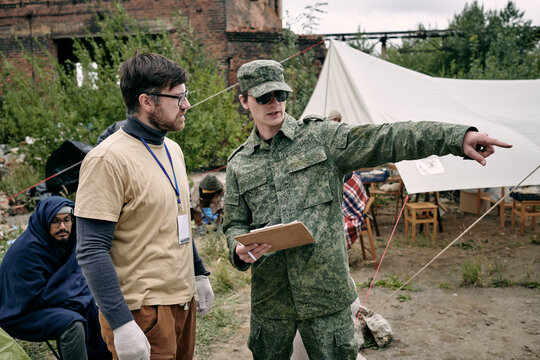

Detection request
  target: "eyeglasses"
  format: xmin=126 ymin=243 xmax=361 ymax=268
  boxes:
xmin=255 ymin=90 xmax=289 ymax=105
xmin=50 ymin=215 xmax=73 ymax=228
xmin=147 ymin=90 xmax=189 ymax=107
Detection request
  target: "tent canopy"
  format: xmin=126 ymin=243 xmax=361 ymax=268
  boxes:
xmin=301 ymin=40 xmax=540 ymax=194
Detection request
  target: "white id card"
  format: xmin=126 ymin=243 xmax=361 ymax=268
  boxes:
xmin=177 ymin=214 xmax=191 ymax=245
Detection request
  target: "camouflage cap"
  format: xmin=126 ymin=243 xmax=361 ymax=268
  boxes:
xmin=237 ymin=60 xmax=293 ymax=98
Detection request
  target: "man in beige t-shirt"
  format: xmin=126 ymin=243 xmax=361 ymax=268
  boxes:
xmin=75 ymin=52 xmax=214 ymax=360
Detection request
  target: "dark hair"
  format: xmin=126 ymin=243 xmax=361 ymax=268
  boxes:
xmin=119 ymin=51 xmax=189 ymax=114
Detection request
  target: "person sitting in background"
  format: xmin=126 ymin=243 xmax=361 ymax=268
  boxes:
xmin=0 ymin=196 xmax=110 ymax=360
xmin=343 ymin=171 xmax=369 ymax=250
xmin=190 ymin=174 xmax=225 ymax=236
xmin=328 ymin=112 xmax=369 ymax=249
xmin=328 ymin=109 xmax=342 ymax=123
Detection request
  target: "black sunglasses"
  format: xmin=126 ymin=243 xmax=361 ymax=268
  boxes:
xmin=255 ymin=90 xmax=289 ymax=105
xmin=147 ymin=90 xmax=189 ymax=107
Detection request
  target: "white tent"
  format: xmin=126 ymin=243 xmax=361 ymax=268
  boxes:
xmin=301 ymin=40 xmax=540 ymax=194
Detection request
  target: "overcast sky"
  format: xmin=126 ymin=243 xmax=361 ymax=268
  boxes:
xmin=283 ymin=0 xmax=540 ymax=34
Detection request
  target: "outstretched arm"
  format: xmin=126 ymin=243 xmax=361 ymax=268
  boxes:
xmin=462 ymin=131 xmax=513 ymax=166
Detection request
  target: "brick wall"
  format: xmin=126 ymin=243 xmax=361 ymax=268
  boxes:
xmin=0 ymin=0 xmax=323 ymax=85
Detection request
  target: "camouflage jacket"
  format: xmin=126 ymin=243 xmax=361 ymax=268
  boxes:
xmin=224 ymin=113 xmax=469 ymax=320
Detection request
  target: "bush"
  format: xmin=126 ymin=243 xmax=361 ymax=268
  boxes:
xmin=0 ymin=2 xmax=249 ymax=173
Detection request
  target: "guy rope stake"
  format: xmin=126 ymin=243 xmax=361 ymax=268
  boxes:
xmin=355 ymin=194 xmax=409 ymax=324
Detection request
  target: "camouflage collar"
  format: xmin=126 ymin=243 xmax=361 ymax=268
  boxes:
xmin=280 ymin=113 xmax=297 ymax=140
xmin=245 ymin=114 xmax=297 ymax=154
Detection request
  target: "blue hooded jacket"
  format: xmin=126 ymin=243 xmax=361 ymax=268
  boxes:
xmin=0 ymin=196 xmax=103 ymax=352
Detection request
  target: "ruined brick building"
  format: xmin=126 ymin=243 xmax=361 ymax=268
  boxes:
xmin=0 ymin=0 xmax=324 ymax=85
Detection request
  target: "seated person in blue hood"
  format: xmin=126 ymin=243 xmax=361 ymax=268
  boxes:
xmin=0 ymin=196 xmax=110 ymax=360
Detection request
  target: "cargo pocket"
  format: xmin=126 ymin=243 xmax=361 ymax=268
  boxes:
xmin=287 ymin=146 xmax=332 ymax=209
xmin=237 ymin=168 xmax=272 ymax=224
xmin=247 ymin=318 xmax=263 ymax=354
xmin=333 ymin=321 xmax=357 ymax=359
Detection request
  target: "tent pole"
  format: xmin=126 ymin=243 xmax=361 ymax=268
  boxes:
xmin=323 ymin=41 xmax=332 ymax=117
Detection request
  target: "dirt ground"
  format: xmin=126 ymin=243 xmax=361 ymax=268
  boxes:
xmin=4 ymin=191 xmax=537 ymax=360
xmin=203 ymin=197 xmax=540 ymax=360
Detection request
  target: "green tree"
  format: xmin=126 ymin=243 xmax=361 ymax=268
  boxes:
xmin=270 ymin=29 xmax=321 ymax=119
xmin=0 ymin=1 xmax=249 ymax=173
xmin=386 ymin=1 xmax=540 ymax=79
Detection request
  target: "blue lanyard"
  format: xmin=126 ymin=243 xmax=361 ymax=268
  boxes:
xmin=139 ymin=137 xmax=181 ymax=204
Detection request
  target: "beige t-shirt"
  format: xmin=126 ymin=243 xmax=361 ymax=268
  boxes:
xmin=75 ymin=129 xmax=195 ymax=310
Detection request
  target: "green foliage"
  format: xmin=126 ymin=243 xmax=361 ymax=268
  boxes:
xmin=517 ymin=280 xmax=540 ymax=289
xmin=358 ymin=274 xmax=416 ymax=291
xmin=455 ymin=240 xmax=481 ymax=250
xmin=397 ymin=293 xmax=411 ymax=302
xmin=194 ymin=231 xmax=248 ymax=358
xmin=17 ymin=339 xmax=56 ymax=359
xmin=487 ymin=262 xmax=517 ymax=288
xmin=0 ymin=159 xmax=41 ymax=207
xmin=195 ymin=306 xmax=242 ymax=359
xmin=270 ymin=29 xmax=321 ymax=119
xmin=438 ymin=282 xmax=452 ymax=290
xmin=386 ymin=1 xmax=540 ymax=79
xmin=167 ymin=14 xmax=250 ymax=171
xmin=462 ymin=260 xmax=484 ymax=286
xmin=0 ymin=1 xmax=249 ymax=172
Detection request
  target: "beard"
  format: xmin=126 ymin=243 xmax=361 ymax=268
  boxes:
xmin=148 ymin=106 xmax=184 ymax=132
xmin=52 ymin=230 xmax=71 ymax=243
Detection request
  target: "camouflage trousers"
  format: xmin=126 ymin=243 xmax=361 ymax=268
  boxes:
xmin=248 ymin=306 xmax=358 ymax=360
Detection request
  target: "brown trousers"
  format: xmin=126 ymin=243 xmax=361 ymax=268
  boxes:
xmin=99 ymin=298 xmax=197 ymax=360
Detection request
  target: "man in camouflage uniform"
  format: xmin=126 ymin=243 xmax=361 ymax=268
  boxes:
xmin=223 ymin=59 xmax=511 ymax=360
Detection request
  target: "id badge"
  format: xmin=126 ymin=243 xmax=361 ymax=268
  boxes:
xmin=177 ymin=214 xmax=191 ymax=245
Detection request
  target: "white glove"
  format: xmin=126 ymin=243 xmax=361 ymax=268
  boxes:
xmin=112 ymin=320 xmax=151 ymax=360
xmin=195 ymin=275 xmax=214 ymax=317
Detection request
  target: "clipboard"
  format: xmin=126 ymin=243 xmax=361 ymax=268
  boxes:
xmin=234 ymin=221 xmax=315 ymax=252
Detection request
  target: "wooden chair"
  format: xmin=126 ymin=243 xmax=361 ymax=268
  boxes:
xmin=511 ymin=199 xmax=540 ymax=235
xmin=412 ymin=191 xmax=445 ymax=232
xmin=404 ymin=202 xmax=438 ymax=243
xmin=477 ymin=188 xmax=512 ymax=227
xmin=356 ymin=197 xmax=378 ymax=269
xmin=45 ymin=340 xmax=62 ymax=359
xmin=368 ymin=169 xmax=404 ymax=236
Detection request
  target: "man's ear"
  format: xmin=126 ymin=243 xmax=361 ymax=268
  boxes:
xmin=139 ymin=93 xmax=155 ymax=113
xmin=239 ymin=94 xmax=249 ymax=110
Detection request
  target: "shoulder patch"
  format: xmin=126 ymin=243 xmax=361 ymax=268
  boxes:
xmin=227 ymin=140 xmax=248 ymax=161
xmin=298 ymin=114 xmax=326 ymax=125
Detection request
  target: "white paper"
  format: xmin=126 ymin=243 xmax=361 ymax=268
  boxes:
xmin=250 ymin=220 xmax=299 ymax=233
xmin=415 ymin=156 xmax=445 ymax=176
xmin=177 ymin=214 xmax=190 ymax=245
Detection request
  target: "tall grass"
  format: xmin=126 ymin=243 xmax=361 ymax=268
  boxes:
xmin=194 ymin=230 xmax=251 ymax=359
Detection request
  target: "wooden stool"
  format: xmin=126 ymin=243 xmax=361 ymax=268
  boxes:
xmin=511 ymin=199 xmax=540 ymax=235
xmin=404 ymin=202 xmax=438 ymax=243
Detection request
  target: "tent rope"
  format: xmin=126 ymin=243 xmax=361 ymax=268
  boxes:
xmin=355 ymin=194 xmax=410 ymax=326
xmin=370 ymin=164 xmax=540 ymax=314
xmin=190 ymin=39 xmax=325 ymax=110
xmin=7 ymin=160 xmax=83 ymax=202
